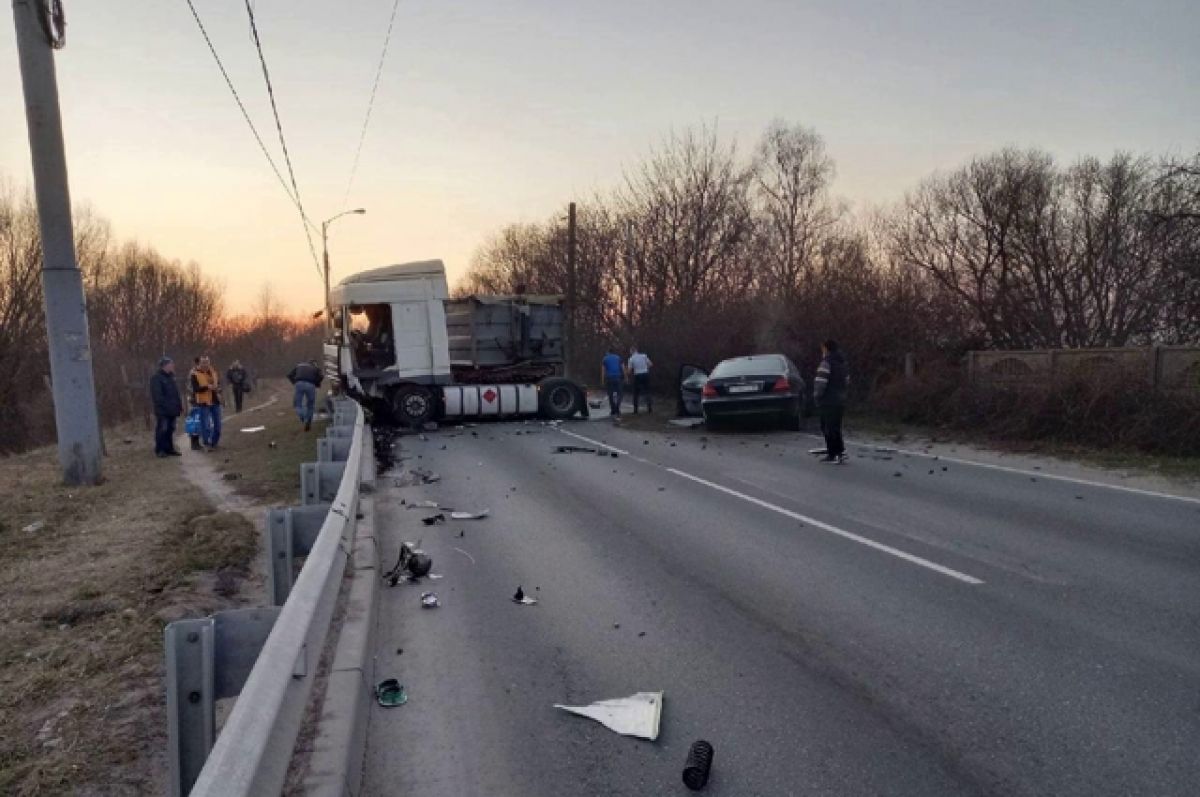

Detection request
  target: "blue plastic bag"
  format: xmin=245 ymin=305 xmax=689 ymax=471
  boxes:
xmin=184 ymin=407 xmax=202 ymax=437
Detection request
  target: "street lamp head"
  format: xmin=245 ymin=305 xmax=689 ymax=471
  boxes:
xmin=352 ymin=208 xmax=366 ymax=214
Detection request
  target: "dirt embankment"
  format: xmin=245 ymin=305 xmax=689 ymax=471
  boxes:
xmin=0 ymin=385 xmax=316 ymax=795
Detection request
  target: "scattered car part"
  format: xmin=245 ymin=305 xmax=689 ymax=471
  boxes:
xmin=554 ymin=691 xmax=663 ymax=741
xmin=682 ymin=740 xmax=714 ymax=790
xmin=375 ymin=678 xmax=408 ymax=707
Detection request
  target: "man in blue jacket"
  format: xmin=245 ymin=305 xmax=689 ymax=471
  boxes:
xmin=149 ymin=357 xmax=183 ymax=457
xmin=600 ymin=346 xmax=624 ymax=419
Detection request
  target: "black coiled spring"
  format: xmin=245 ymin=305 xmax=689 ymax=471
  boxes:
xmin=682 ymin=739 xmax=714 ymax=790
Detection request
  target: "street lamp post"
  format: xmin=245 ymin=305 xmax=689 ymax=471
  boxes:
xmin=321 ymin=208 xmax=366 ymax=329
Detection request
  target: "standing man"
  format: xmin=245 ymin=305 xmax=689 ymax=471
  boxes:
xmin=149 ymin=357 xmax=183 ymax=458
xmin=226 ymin=360 xmax=249 ymax=413
xmin=601 ymin=346 xmax=624 ymax=419
xmin=189 ymin=355 xmax=222 ymax=450
xmin=288 ymin=359 xmax=324 ymax=431
xmin=627 ymin=345 xmax=654 ymax=414
xmin=814 ymin=339 xmax=849 ymax=464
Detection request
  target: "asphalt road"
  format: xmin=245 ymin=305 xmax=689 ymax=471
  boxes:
xmin=361 ymin=417 xmax=1200 ymax=797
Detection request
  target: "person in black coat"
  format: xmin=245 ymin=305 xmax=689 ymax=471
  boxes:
xmin=226 ymin=360 xmax=249 ymax=412
xmin=813 ymin=340 xmax=849 ymax=464
xmin=149 ymin=357 xmax=183 ymax=457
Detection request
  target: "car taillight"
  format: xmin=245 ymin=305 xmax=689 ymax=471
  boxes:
xmin=772 ymin=377 xmax=790 ymax=392
xmin=701 ymin=382 xmax=717 ymax=398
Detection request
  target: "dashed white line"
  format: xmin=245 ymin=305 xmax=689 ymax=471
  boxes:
xmin=557 ymin=427 xmax=984 ymax=585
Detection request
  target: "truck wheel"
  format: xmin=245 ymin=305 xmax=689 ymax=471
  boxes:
xmin=392 ymin=385 xmax=435 ymax=428
xmin=539 ymin=378 xmax=582 ymax=420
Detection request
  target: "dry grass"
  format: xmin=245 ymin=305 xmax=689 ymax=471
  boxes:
xmin=0 ymin=408 xmax=301 ymax=795
xmin=211 ymin=389 xmax=329 ymax=505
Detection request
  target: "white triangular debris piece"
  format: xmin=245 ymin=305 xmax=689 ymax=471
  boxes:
xmin=450 ymin=509 xmax=489 ymax=520
xmin=240 ymin=425 xmax=266 ymax=433
xmin=554 ymin=691 xmax=663 ymax=740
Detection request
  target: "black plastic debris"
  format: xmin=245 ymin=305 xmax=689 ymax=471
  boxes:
xmin=555 ymin=445 xmax=597 ymax=454
xmin=893 ymin=472 xmax=902 ymax=477
xmin=421 ymin=514 xmax=446 ymax=526
xmin=513 ymin=585 xmax=538 ymax=605
xmin=384 ymin=542 xmax=433 ymax=586
xmin=682 ymin=740 xmax=714 ymax=791
xmin=611 ymin=452 xmax=619 ymax=458
xmin=420 ymin=592 xmax=439 ymax=608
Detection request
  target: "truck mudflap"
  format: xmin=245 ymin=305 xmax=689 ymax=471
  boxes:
xmin=441 ymin=384 xmax=539 ymax=418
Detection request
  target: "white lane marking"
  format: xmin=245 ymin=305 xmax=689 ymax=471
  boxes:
xmin=813 ymin=434 xmax=1200 ymax=506
xmin=665 ymin=468 xmax=984 ymax=585
xmin=556 ymin=427 xmax=982 ymax=584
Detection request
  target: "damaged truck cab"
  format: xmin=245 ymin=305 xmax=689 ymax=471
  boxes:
xmin=324 ymin=260 xmax=586 ymax=426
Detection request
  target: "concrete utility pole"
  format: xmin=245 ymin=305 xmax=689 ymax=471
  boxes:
xmin=321 ymin=208 xmax=365 ymax=331
xmin=565 ymin=201 xmax=577 ymax=379
xmin=12 ymin=0 xmax=103 ymax=485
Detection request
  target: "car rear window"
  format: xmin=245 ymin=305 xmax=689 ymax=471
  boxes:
xmin=711 ymin=356 xmax=785 ymax=378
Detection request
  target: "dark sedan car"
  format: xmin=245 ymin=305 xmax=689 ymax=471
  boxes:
xmin=700 ymin=354 xmax=806 ymax=429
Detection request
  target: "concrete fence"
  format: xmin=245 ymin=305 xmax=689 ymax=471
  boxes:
xmin=966 ymin=346 xmax=1200 ymax=391
xmin=164 ymin=398 xmax=375 ymax=796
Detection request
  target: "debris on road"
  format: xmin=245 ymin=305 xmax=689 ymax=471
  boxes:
xmin=395 ymin=467 xmax=441 ymax=487
xmin=669 ymin=418 xmax=704 ymax=428
xmin=555 ymin=445 xmax=597 ymax=454
xmin=22 ymin=520 xmax=45 ymax=533
xmin=450 ymin=509 xmax=489 ymax=520
xmin=375 ymin=678 xmax=408 ymax=707
xmin=420 ymin=592 xmax=440 ymax=608
xmin=452 ymin=547 xmax=476 ymax=564
xmin=384 ymin=542 xmax=433 ymax=586
xmin=682 ymin=740 xmax=715 ymax=791
xmin=408 ymin=499 xmax=441 ymax=509
xmin=239 ymin=425 xmax=266 ymax=433
xmin=222 ymin=472 xmax=241 ymax=481
xmin=512 ymin=585 xmax=538 ymax=605
xmin=554 ymin=691 xmax=664 ymax=741
xmin=421 ymin=514 xmax=446 ymax=526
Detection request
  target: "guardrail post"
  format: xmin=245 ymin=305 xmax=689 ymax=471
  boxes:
xmin=166 ymin=618 xmax=215 ymax=797
xmin=165 ymin=608 xmax=281 ymax=796
xmin=266 ymin=504 xmax=334 ymax=605
xmin=318 ymin=435 xmax=353 ymax=462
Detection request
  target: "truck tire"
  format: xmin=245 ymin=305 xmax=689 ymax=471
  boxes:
xmin=539 ymin=378 xmax=582 ymax=420
xmin=392 ymin=385 xmax=435 ymax=429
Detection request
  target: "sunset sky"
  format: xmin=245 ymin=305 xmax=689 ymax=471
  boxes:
xmin=2 ymin=0 xmax=1197 ymax=315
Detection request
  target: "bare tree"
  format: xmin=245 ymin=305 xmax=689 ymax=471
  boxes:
xmin=751 ymin=120 xmax=841 ymax=298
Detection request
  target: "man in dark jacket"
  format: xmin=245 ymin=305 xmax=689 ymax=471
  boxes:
xmin=226 ymin=360 xmax=249 ymax=412
xmin=149 ymin=357 xmax=183 ymax=457
xmin=288 ymin=359 xmax=324 ymax=431
xmin=813 ymin=340 xmax=849 ymax=464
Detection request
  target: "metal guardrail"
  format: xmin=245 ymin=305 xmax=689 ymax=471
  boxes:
xmin=165 ymin=399 xmax=367 ymax=796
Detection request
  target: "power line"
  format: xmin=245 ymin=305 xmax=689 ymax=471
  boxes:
xmin=242 ymin=0 xmax=323 ymax=281
xmin=182 ymin=0 xmax=298 ymax=208
xmin=343 ymin=0 xmax=402 ymax=205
